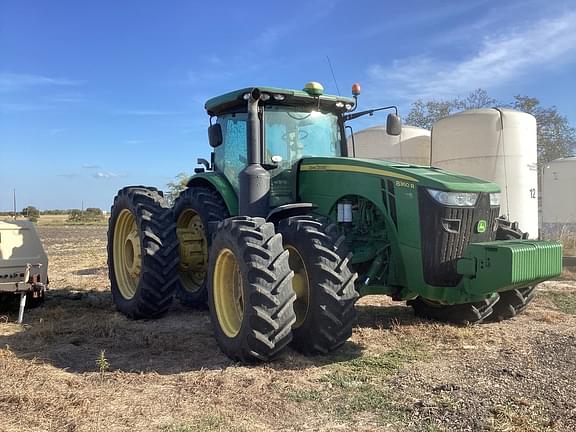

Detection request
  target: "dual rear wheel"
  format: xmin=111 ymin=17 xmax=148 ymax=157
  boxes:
xmin=108 ymin=186 xmax=359 ymax=361
xmin=207 ymin=215 xmax=359 ymax=361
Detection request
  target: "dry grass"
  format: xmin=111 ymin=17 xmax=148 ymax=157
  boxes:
xmin=37 ymin=214 xmax=108 ymax=226
xmin=0 ymin=225 xmax=575 ymax=431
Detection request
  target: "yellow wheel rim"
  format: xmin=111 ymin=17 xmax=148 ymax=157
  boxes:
xmin=176 ymin=209 xmax=208 ymax=293
xmin=213 ymin=248 xmax=244 ymax=337
xmin=286 ymin=246 xmax=310 ymax=328
xmin=113 ymin=209 xmax=141 ymax=300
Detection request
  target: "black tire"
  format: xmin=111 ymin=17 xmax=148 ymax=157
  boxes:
xmin=277 ymin=216 xmax=359 ymax=355
xmin=408 ymin=294 xmax=500 ymax=325
xmin=173 ymin=186 xmax=228 ymax=307
xmin=489 ymin=286 xmax=536 ymax=322
xmin=207 ymin=217 xmax=296 ymax=362
xmin=107 ymin=186 xmax=179 ymax=319
xmin=488 ymin=221 xmax=536 ymax=321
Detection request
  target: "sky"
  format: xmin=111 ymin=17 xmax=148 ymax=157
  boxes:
xmin=1 ymin=0 xmax=576 ymax=211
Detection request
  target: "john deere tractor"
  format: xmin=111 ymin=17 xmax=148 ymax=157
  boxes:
xmin=107 ymin=82 xmax=562 ymax=362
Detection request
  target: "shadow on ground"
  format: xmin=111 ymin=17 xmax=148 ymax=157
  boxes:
xmin=0 ymin=289 xmax=409 ymax=374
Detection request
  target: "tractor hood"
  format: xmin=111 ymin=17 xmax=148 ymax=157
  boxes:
xmin=299 ymin=157 xmax=500 ymax=193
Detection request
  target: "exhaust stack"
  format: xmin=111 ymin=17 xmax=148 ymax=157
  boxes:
xmin=238 ymin=88 xmax=270 ymax=217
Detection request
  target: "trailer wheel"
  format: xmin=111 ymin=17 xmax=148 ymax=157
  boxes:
xmin=108 ymin=186 xmax=179 ymax=319
xmin=408 ymin=294 xmax=499 ymax=324
xmin=173 ymin=187 xmax=228 ymax=307
xmin=277 ymin=216 xmax=359 ymax=355
xmin=207 ymin=217 xmax=296 ymax=362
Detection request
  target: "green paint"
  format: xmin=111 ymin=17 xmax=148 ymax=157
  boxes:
xmin=187 ymin=172 xmax=238 ymax=215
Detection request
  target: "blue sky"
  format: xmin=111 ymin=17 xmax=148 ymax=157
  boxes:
xmin=1 ymin=0 xmax=575 ymax=211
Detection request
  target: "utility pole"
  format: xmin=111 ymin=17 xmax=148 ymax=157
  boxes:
xmin=13 ymin=188 xmax=16 ymax=220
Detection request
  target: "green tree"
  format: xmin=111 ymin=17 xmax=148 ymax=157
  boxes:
xmin=166 ymin=172 xmax=190 ymax=204
xmin=22 ymin=206 xmax=40 ymax=222
xmin=67 ymin=209 xmax=82 ymax=222
xmin=405 ymin=89 xmax=575 ymax=166
xmin=84 ymin=207 xmax=104 ymax=221
xmin=511 ymin=95 xmax=576 ymax=165
xmin=405 ymin=88 xmax=498 ymax=130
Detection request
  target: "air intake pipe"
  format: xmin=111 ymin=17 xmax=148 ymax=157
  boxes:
xmin=238 ymin=88 xmax=270 ymax=216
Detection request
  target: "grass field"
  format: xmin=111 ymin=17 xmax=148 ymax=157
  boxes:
xmin=0 ymin=225 xmax=575 ymax=431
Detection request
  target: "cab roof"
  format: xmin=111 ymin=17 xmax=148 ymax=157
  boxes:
xmin=204 ymin=86 xmax=356 ymax=117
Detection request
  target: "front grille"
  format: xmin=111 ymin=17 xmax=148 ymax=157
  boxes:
xmin=418 ymin=189 xmax=500 ymax=286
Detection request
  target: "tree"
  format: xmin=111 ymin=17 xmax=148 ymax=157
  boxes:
xmin=22 ymin=206 xmax=40 ymax=222
xmin=511 ymin=95 xmax=576 ymax=165
xmin=166 ymin=172 xmax=190 ymax=205
xmin=84 ymin=207 xmax=104 ymax=221
xmin=405 ymin=89 xmax=575 ymax=166
xmin=405 ymin=89 xmax=498 ymax=130
xmin=68 ymin=209 xmax=82 ymax=222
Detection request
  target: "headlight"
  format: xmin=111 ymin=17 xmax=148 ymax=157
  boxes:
xmin=427 ymin=189 xmax=478 ymax=207
xmin=490 ymin=193 xmax=501 ymax=206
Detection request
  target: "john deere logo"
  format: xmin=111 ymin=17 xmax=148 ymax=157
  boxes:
xmin=476 ymin=220 xmax=487 ymax=233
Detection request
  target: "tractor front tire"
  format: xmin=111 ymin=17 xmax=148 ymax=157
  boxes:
xmin=277 ymin=216 xmax=359 ymax=355
xmin=207 ymin=217 xmax=296 ymax=362
xmin=408 ymin=294 xmax=499 ymax=325
xmin=488 ymin=220 xmax=537 ymax=321
xmin=173 ymin=186 xmax=228 ymax=307
xmin=108 ymin=186 xmax=179 ymax=319
xmin=489 ymin=286 xmax=536 ymax=322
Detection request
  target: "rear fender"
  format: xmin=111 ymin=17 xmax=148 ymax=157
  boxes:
xmin=186 ymin=173 xmax=238 ymax=215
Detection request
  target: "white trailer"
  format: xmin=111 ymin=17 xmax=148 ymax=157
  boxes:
xmin=0 ymin=220 xmax=48 ymax=322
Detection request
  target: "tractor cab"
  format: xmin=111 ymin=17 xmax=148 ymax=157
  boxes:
xmin=204 ymin=84 xmax=354 ymax=204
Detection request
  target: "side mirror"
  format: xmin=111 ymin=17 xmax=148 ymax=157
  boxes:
xmin=208 ymin=124 xmax=223 ymax=148
xmin=386 ymin=113 xmax=402 ymax=136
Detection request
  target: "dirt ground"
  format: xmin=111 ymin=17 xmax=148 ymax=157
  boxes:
xmin=0 ymin=225 xmax=575 ymax=432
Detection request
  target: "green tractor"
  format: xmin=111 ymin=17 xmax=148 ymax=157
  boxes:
xmin=107 ymin=82 xmax=562 ymax=362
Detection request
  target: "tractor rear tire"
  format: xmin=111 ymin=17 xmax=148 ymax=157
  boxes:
xmin=173 ymin=186 xmax=228 ymax=307
xmin=277 ymin=216 xmax=359 ymax=355
xmin=108 ymin=186 xmax=179 ymax=319
xmin=408 ymin=294 xmax=499 ymax=324
xmin=207 ymin=217 xmax=296 ymax=362
xmin=488 ymin=219 xmax=537 ymax=321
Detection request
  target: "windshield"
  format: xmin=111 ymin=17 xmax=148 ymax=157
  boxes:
xmin=264 ymin=107 xmax=341 ymax=166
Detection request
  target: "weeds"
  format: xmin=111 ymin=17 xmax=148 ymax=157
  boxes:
xmin=95 ymin=350 xmax=110 ymax=432
xmin=161 ymin=415 xmax=246 ymax=432
xmin=96 ymin=350 xmax=110 ymax=379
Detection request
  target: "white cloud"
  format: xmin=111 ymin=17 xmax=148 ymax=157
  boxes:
xmin=82 ymin=164 xmax=100 ymax=169
xmin=0 ymin=102 xmax=46 ymax=113
xmin=48 ymin=128 xmax=66 ymax=136
xmin=93 ymin=171 xmax=127 ymax=179
xmin=113 ymin=109 xmax=180 ymax=116
xmin=367 ymin=11 xmax=576 ymax=102
xmin=0 ymin=72 xmax=81 ymax=92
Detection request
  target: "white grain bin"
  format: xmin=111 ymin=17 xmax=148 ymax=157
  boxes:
xmin=431 ymin=108 xmax=539 ymax=238
xmin=542 ymin=157 xmax=576 ymax=235
xmin=348 ymin=125 xmax=431 ymax=165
